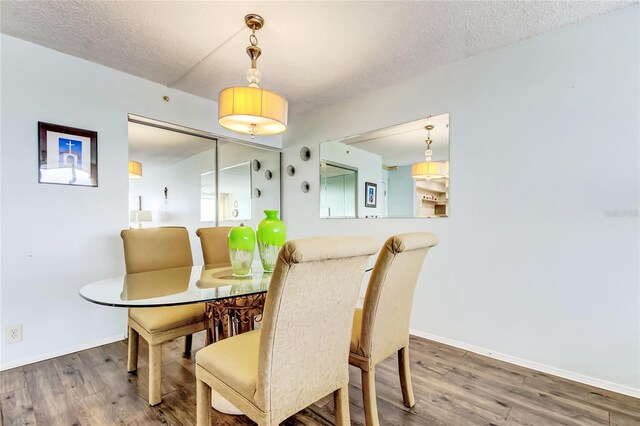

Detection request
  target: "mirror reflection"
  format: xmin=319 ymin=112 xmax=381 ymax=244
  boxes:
xmin=320 ymin=113 xmax=449 ymax=219
xmin=200 ymin=171 xmax=216 ymax=222
xmin=128 ymin=119 xmax=281 ymax=264
xmin=218 ymin=162 xmax=252 ymax=221
xmin=320 ymin=163 xmax=357 ymax=218
xmin=217 ymin=140 xmax=280 ymax=228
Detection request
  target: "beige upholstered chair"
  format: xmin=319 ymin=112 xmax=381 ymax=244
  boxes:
xmin=349 ymin=233 xmax=438 ymax=426
xmin=121 ymin=226 xmax=207 ymax=406
xmin=195 ymin=236 xmax=379 ymax=426
xmin=195 ymin=226 xmax=232 ymax=268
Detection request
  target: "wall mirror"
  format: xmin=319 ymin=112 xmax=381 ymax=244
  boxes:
xmin=128 ymin=115 xmax=281 ymax=230
xmin=128 ymin=120 xmax=217 ymax=228
xmin=217 ymin=162 xmax=251 ymax=221
xmin=217 ymin=140 xmax=281 ymax=227
xmin=320 ymin=113 xmax=449 ymax=219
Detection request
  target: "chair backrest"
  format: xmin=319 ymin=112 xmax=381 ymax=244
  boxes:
xmin=358 ymin=233 xmax=438 ymax=364
xmin=196 ymin=226 xmax=232 ymax=267
xmin=120 ymin=227 xmax=193 ymax=274
xmin=255 ymin=236 xmax=378 ymax=418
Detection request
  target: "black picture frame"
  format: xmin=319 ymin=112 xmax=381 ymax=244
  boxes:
xmin=38 ymin=122 xmax=98 ymax=187
xmin=365 ymin=182 xmax=377 ymax=208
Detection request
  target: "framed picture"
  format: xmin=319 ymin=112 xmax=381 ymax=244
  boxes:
xmin=365 ymin=182 xmax=377 ymax=208
xmin=38 ymin=122 xmax=98 ymax=187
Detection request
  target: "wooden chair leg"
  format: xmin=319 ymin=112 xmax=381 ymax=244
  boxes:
xmin=127 ymin=327 xmax=139 ymax=373
xmin=398 ymin=345 xmax=415 ymax=408
xmin=334 ymin=386 xmax=350 ymax=426
xmin=184 ymin=334 xmax=193 ymax=358
xmin=196 ymin=378 xmax=211 ymax=426
xmin=148 ymin=343 xmax=162 ymax=406
xmin=362 ymin=368 xmax=380 ymax=426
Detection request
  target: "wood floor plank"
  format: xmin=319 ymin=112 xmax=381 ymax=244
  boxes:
xmin=409 ymin=335 xmax=468 ymax=357
xmin=0 ymin=388 xmax=36 ymax=426
xmin=157 ymin=364 xmax=200 ymax=425
xmin=394 ymin=357 xmax=516 ymax=418
xmin=527 ymin=371 xmax=640 ymax=406
xmin=52 ymin=351 xmax=102 ymax=401
xmin=462 ymin=351 xmax=541 ymax=380
xmin=444 ymin=369 xmax=610 ymax=425
xmin=611 ymin=411 xmax=640 ymax=426
xmin=411 ymin=347 xmax=528 ymax=387
xmin=507 ymin=405 xmax=579 ymax=426
xmin=0 ymin=369 xmax=26 ymax=395
xmin=344 ymin=376 xmax=469 ymax=426
xmin=23 ymin=360 xmax=80 ymax=426
xmin=76 ymin=387 xmax=177 ymax=425
xmin=288 ymin=406 xmax=336 ymax=425
xmin=372 ymin=361 xmax=511 ymax=424
xmin=523 ymin=375 xmax=640 ymax=419
xmin=75 ymin=345 xmax=108 ymax=368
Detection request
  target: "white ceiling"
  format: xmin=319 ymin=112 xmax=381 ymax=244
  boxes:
xmin=128 ymin=122 xmax=214 ymax=169
xmin=1 ymin=1 xmax=632 ymax=117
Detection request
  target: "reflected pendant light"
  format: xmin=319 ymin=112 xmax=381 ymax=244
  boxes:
xmin=218 ymin=14 xmax=288 ymax=139
xmin=412 ymin=125 xmax=446 ymax=180
xmin=411 ymin=161 xmax=447 ymax=180
xmin=128 ymin=160 xmax=142 ymax=178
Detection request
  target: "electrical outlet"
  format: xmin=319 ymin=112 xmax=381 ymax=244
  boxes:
xmin=6 ymin=324 xmax=22 ymax=344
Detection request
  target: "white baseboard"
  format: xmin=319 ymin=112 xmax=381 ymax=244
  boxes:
xmin=0 ymin=333 xmax=126 ymax=371
xmin=409 ymin=329 xmax=640 ymax=399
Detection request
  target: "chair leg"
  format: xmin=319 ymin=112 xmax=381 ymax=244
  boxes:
xmin=362 ymin=368 xmax=380 ymax=426
xmin=196 ymin=378 xmax=211 ymax=426
xmin=398 ymin=345 xmax=415 ymax=408
xmin=184 ymin=334 xmax=193 ymax=358
xmin=334 ymin=386 xmax=350 ymax=426
xmin=148 ymin=343 xmax=162 ymax=406
xmin=127 ymin=327 xmax=139 ymax=373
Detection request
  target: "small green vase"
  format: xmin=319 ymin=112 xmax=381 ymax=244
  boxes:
xmin=228 ymin=224 xmax=255 ymax=277
xmin=256 ymin=210 xmax=286 ymax=272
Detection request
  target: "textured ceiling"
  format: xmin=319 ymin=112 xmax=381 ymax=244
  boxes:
xmin=1 ymin=1 xmax=633 ymax=117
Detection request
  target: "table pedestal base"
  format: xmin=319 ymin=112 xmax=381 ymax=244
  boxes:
xmin=211 ymin=390 xmax=243 ymax=415
xmin=205 ymin=293 xmax=266 ymax=345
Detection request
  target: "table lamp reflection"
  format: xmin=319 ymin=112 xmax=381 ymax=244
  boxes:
xmin=130 ymin=210 xmax=152 ymax=229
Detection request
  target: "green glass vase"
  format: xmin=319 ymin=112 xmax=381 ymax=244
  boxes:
xmin=256 ymin=210 xmax=286 ymax=272
xmin=228 ymin=224 xmax=255 ymax=277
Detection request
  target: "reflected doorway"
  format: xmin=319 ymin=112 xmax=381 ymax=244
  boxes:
xmin=320 ymin=162 xmax=357 ymax=218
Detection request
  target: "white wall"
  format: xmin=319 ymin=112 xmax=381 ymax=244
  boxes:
xmin=0 ymin=34 xmax=280 ymax=369
xmin=282 ymin=6 xmax=639 ymax=394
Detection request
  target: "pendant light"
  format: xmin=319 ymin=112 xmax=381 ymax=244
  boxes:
xmin=218 ymin=14 xmax=288 ymax=139
xmin=412 ymin=125 xmax=446 ymax=180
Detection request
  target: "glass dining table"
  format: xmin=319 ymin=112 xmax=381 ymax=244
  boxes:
xmin=80 ymin=264 xmax=271 ymax=414
xmin=79 ymin=264 xmax=271 ymax=344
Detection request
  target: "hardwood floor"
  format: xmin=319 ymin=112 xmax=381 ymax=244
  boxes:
xmin=1 ymin=333 xmax=638 ymax=425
